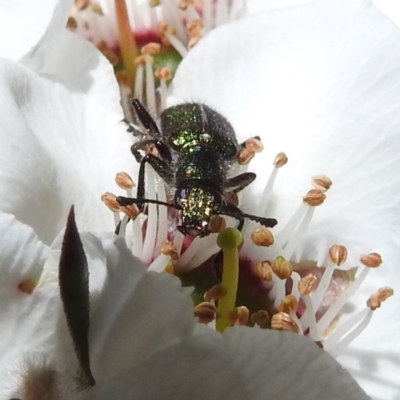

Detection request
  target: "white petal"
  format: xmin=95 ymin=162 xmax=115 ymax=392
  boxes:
xmin=372 ymin=0 xmax=400 ymax=27
xmin=92 ymin=327 xmax=368 ymax=400
xmin=0 ymin=58 xmax=135 ymax=244
xmin=22 ymin=27 xmax=122 ymax=113
xmin=0 ymin=213 xmax=62 ymax=397
xmin=0 ymin=0 xmax=66 ymax=61
xmin=88 ymin=233 xmax=195 ymax=380
xmin=246 ymin=0 xmax=313 ymax=14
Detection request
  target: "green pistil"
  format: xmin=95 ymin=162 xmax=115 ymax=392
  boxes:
xmin=216 ymin=228 xmax=242 ymax=333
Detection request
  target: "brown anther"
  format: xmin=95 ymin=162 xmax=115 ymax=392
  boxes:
xmin=155 ymin=67 xmax=173 ymax=81
xmin=187 ymin=20 xmax=203 ymax=36
xmin=149 ymin=0 xmax=160 ymax=6
xmin=101 ymin=192 xmax=120 ymax=212
xmin=271 ymin=256 xmax=293 ymax=279
xmin=254 ymin=261 xmax=273 ymax=282
xmin=204 ymin=284 xmax=227 ymax=302
xmin=238 ymin=148 xmax=255 ymax=165
xmin=271 ymin=312 xmax=299 ymax=333
xmin=303 ymin=189 xmax=326 ymax=206
xmin=115 ymin=71 xmax=132 ymax=88
xmin=274 ymin=152 xmax=288 ymax=168
xmin=298 ymin=274 xmax=318 ymax=296
xmin=91 ymin=3 xmax=104 ymax=15
xmin=96 ymin=40 xmax=107 ymax=51
xmin=18 ymin=278 xmax=37 ymax=295
xmin=66 ymin=17 xmax=78 ymax=29
xmin=329 ymin=245 xmax=348 ymax=266
xmin=165 ymin=262 xmax=175 ymax=275
xmin=178 ymin=0 xmax=192 ymax=10
xmin=141 ymin=42 xmax=161 ymax=55
xmin=208 ymin=215 xmax=226 ymax=233
xmin=360 ymin=252 xmax=382 ymax=268
xmin=194 ymin=302 xmax=217 ymax=324
xmin=245 ymin=138 xmax=264 ymax=153
xmin=120 ymin=204 xmax=140 ymax=220
xmin=251 ymin=310 xmax=269 ymax=328
xmin=75 ymin=0 xmax=89 ymax=10
xmin=134 ymin=55 xmax=146 ymax=65
xmin=312 ymin=175 xmax=332 ymax=192
xmin=188 ymin=34 xmax=202 ymax=49
xmin=160 ymin=240 xmax=179 ymax=260
xmin=158 ymin=21 xmax=176 ymax=35
xmin=228 ymin=306 xmax=249 ymax=326
xmin=102 ymin=49 xmax=120 ymax=66
xmin=315 ymin=341 xmax=324 ymax=349
xmin=251 ymin=227 xmax=274 ymax=247
xmin=367 ymin=287 xmax=394 ymax=310
xmin=115 ymin=172 xmax=135 ymax=190
xmin=278 ymin=295 xmax=299 ymax=314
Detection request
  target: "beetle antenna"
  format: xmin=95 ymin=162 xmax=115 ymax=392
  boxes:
xmin=116 ymin=196 xmax=181 ymax=210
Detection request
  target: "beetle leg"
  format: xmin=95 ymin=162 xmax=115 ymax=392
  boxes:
xmin=136 ymin=154 xmax=174 ymax=210
xmin=223 ymin=172 xmax=256 ymax=194
xmin=131 ymin=98 xmax=161 ymax=140
xmin=131 ymin=139 xmax=172 ymax=164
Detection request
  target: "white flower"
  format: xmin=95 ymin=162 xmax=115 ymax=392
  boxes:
xmin=164 ymin=0 xmax=400 ymax=397
xmin=1 ymin=211 xmax=368 ymax=400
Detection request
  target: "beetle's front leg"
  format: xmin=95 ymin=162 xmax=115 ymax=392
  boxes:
xmin=136 ymin=154 xmax=174 ymax=211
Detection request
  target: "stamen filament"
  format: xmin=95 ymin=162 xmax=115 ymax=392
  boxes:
xmin=328 ymin=310 xmax=373 ymax=357
xmin=323 ymin=308 xmax=370 ymax=350
xmin=203 ymin=0 xmax=213 ymax=32
xmin=148 ymin=253 xmax=171 ymax=272
xmin=162 ymin=31 xmax=188 ymax=57
xmin=215 ymin=0 xmax=229 ymax=26
xmin=229 ymin=0 xmax=244 ymax=22
xmin=276 ymin=204 xmax=307 ymax=246
xmin=312 ymin=260 xmax=335 ymax=310
xmin=134 ymin=64 xmax=144 ymax=101
xmin=216 ymin=228 xmax=242 ymax=333
xmin=118 ymin=214 xmax=129 ymax=238
xmin=145 ymin=55 xmax=157 ymax=115
xmin=317 ymin=266 xmax=370 ymax=334
xmin=283 ymin=207 xmax=314 ymax=258
xmin=258 ymin=166 xmax=278 ymax=215
xmin=154 ymin=177 xmax=168 ymax=253
xmin=191 ymin=244 xmax=220 ymax=269
xmin=176 ymin=236 xmax=201 ymax=268
xmin=141 ymin=166 xmax=158 ymax=264
xmin=159 ymin=78 xmax=168 ymax=111
xmin=302 ymin=295 xmax=319 ymax=340
xmin=115 ymin=0 xmax=139 ymax=83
